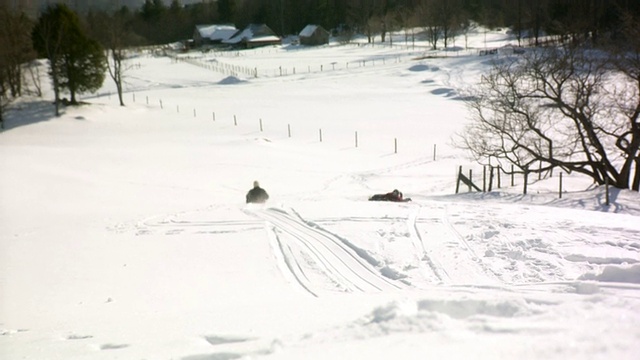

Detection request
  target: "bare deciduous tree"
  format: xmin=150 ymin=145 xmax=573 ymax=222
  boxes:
xmin=419 ymin=0 xmax=440 ymax=50
xmin=0 ymin=6 xmax=35 ymax=127
xmin=397 ymin=5 xmax=419 ymax=49
xmin=89 ymin=10 xmax=135 ymax=107
xmin=456 ymin=44 xmax=640 ymax=191
xmin=32 ymin=5 xmax=66 ymax=116
xmin=435 ymin=0 xmax=460 ymax=49
xmin=459 ymin=17 xmax=476 ymax=50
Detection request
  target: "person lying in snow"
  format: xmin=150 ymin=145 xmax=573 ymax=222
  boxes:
xmin=368 ymin=189 xmax=411 ymax=202
xmin=246 ymin=180 xmax=269 ymax=204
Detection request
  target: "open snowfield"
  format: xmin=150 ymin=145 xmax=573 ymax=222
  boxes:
xmin=2 ymin=29 xmax=640 ymax=359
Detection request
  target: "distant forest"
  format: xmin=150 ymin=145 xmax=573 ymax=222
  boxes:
xmin=5 ymin=0 xmax=640 ymax=46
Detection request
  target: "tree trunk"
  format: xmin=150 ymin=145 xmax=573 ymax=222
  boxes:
xmin=633 ymin=158 xmax=640 ymax=191
xmin=70 ymin=89 xmax=77 ymax=104
xmin=52 ymin=65 xmax=60 ymax=116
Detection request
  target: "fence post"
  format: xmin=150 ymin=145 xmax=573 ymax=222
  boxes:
xmin=488 ymin=166 xmax=494 ymax=191
xmin=133 ymin=93 xmax=135 ymax=102
xmin=559 ymin=172 xmax=563 ymax=199
xmin=394 ymin=138 xmax=397 ymax=154
xmin=234 ymin=115 xmax=237 ymax=126
xmin=193 ymin=109 xmax=196 ymax=117
xmin=468 ymin=169 xmax=473 ymax=192
xmin=483 ymin=166 xmax=487 ymax=192
xmin=212 ymin=112 xmax=215 ymax=121
xmin=605 ymin=177 xmax=610 ymax=206
xmin=288 ymin=124 xmax=291 ymax=138
xmin=146 ymin=96 xmax=149 ymax=105
xmin=319 ymin=128 xmax=323 ymax=142
xmin=455 ymin=166 xmax=462 ymax=194
xmin=260 ymin=118 xmax=263 ymax=132
xmin=511 ymin=165 xmax=515 ymax=186
xmin=160 ymin=99 xmax=163 ymax=109
xmin=538 ymin=161 xmax=542 ymax=180
xmin=355 ymin=131 xmax=358 ymax=148
xmin=433 ymin=144 xmax=437 ymax=161
xmin=177 ymin=105 xmax=179 ymax=113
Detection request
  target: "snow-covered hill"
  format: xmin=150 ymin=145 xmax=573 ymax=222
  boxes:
xmin=1 ymin=29 xmax=639 ymax=360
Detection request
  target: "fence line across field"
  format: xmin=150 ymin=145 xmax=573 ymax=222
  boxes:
xmin=99 ymin=90 xmax=442 ymax=160
xmin=98 ymin=90 xmax=608 ymax=200
xmin=169 ymin=43 xmax=455 ymax=79
xmin=455 ymin=164 xmax=612 ymax=205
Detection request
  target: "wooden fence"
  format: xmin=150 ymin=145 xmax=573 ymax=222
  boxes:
xmin=455 ymin=164 xmax=612 ymax=205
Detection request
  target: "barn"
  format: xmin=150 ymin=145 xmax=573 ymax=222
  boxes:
xmin=193 ymin=24 xmax=238 ymax=47
xmin=299 ymin=24 xmax=330 ymax=46
xmin=223 ymin=24 xmax=281 ymax=49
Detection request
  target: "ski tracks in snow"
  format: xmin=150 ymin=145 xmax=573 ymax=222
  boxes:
xmin=246 ymin=207 xmax=405 ymax=296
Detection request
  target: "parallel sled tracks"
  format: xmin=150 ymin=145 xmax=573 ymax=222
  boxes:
xmin=246 ymin=207 xmax=406 ymax=297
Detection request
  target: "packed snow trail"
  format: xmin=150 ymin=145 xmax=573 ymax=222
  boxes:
xmin=247 ymin=207 xmax=406 ymax=295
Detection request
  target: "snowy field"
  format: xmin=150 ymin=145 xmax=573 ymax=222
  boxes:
xmin=1 ymin=29 xmax=640 ymax=360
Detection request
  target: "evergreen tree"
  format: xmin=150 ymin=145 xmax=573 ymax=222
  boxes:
xmin=33 ymin=4 xmax=106 ymax=112
xmin=141 ymin=0 xmax=166 ymax=22
xmin=58 ymin=35 xmax=106 ymax=104
xmin=0 ymin=7 xmax=35 ymax=99
xmin=218 ymin=0 xmax=236 ymax=23
xmin=32 ymin=4 xmax=69 ymax=116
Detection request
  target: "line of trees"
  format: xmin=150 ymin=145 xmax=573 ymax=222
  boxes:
xmin=126 ymin=0 xmax=640 ymax=48
xmin=0 ymin=6 xmax=37 ymax=128
xmin=1 ymin=3 xmax=133 ymax=124
xmin=7 ymin=1 xmax=640 ymax=47
xmin=31 ymin=4 xmax=106 ymax=116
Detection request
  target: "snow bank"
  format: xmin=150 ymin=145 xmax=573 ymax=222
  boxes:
xmin=218 ymin=76 xmax=246 ymax=85
xmin=579 ymin=264 xmax=640 ymax=284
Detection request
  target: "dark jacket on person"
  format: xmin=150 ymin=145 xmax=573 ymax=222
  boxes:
xmin=369 ymin=189 xmax=410 ymax=202
xmin=246 ymin=181 xmax=269 ymax=203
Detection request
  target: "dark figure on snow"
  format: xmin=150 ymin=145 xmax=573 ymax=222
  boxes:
xmin=369 ymin=189 xmax=411 ymax=202
xmin=246 ymin=181 xmax=269 ymax=204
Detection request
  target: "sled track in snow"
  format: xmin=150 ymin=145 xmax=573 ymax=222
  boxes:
xmin=249 ymin=207 xmax=405 ymax=296
xmin=412 ymin=202 xmax=502 ymax=286
xmin=406 ymin=205 xmax=452 ymax=283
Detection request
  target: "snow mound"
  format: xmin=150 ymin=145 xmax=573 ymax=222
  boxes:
xmin=416 ymin=298 xmax=531 ymax=319
xmin=219 ymin=76 xmax=246 ymax=85
xmin=579 ymin=264 xmax=640 ymax=284
xmin=366 ymin=297 xmax=531 ymax=325
xmin=369 ymin=300 xmax=419 ymax=323
xmin=409 ymin=64 xmax=429 ymax=72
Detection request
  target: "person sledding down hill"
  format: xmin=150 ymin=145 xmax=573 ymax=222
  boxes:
xmin=246 ymin=181 xmax=269 ymax=204
xmin=369 ymin=189 xmax=412 ymax=202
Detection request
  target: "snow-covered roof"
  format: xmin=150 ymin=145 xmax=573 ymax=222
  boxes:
xmin=299 ymin=25 xmax=319 ymax=38
xmin=224 ymin=24 xmax=280 ymax=44
xmin=196 ymin=24 xmax=237 ymax=41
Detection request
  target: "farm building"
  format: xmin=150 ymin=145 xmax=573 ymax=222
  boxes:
xmin=193 ymin=24 xmax=238 ymax=47
xmin=223 ymin=24 xmax=281 ymax=49
xmin=299 ymin=24 xmax=330 ymax=46
xmin=193 ymin=25 xmax=238 ymax=47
